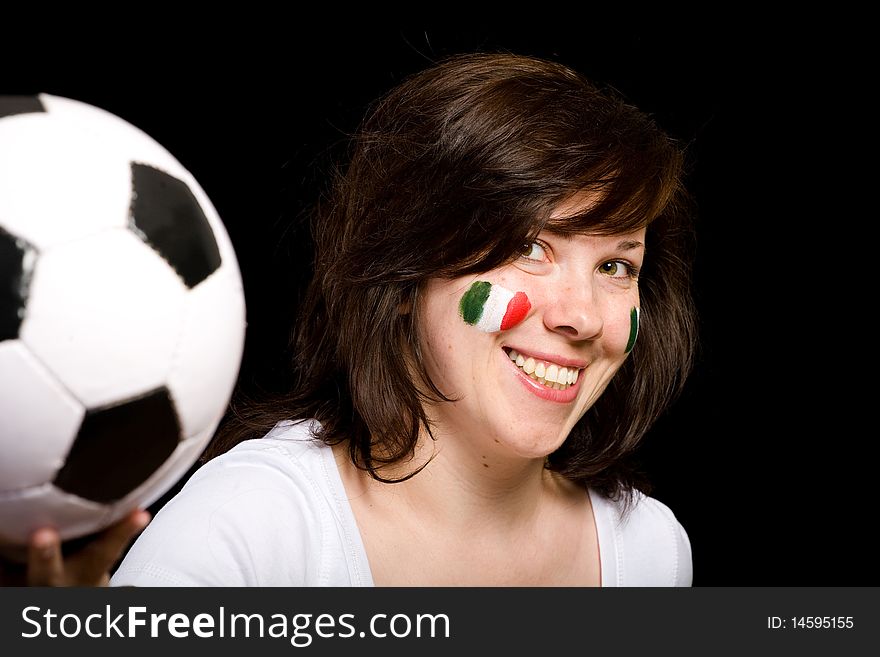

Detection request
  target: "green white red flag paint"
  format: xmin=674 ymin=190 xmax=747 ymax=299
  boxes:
xmin=459 ymin=281 xmax=531 ymax=332
xmin=625 ymin=307 xmax=640 ymax=353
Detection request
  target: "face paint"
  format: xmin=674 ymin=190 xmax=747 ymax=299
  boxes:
xmin=459 ymin=281 xmax=531 ymax=332
xmin=625 ymin=307 xmax=640 ymax=353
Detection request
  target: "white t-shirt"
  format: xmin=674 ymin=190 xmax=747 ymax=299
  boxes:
xmin=111 ymin=420 xmax=692 ymax=586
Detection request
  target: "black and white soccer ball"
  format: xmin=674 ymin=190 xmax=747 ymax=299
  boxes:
xmin=0 ymin=94 xmax=246 ymax=546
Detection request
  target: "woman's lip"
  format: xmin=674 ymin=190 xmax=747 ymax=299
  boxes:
xmin=503 ymin=345 xmax=588 ymax=370
xmin=502 ymin=349 xmax=581 ymax=403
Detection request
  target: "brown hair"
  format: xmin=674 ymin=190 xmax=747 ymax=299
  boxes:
xmin=207 ymin=52 xmax=697 ymax=501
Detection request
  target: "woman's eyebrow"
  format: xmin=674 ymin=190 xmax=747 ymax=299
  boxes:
xmin=544 ymin=232 xmax=645 ymax=252
xmin=617 ymin=240 xmax=644 ymax=251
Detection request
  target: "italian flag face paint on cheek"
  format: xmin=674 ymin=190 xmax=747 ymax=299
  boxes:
xmin=625 ymin=307 xmax=640 ymax=353
xmin=459 ymin=281 xmax=531 ymax=333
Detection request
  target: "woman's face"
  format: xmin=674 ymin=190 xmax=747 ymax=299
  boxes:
xmin=418 ymin=200 xmax=646 ymax=461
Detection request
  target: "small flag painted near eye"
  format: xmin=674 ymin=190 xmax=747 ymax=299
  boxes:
xmin=625 ymin=307 xmax=640 ymax=353
xmin=459 ymin=281 xmax=531 ymax=332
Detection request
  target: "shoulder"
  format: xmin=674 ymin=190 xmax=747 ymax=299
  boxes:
xmin=152 ymin=418 xmax=333 ymax=526
xmin=111 ymin=419 xmax=360 ymax=586
xmin=592 ymin=489 xmax=693 ymax=587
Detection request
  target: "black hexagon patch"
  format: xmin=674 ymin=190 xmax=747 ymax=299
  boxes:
xmin=128 ymin=163 xmax=221 ymax=289
xmin=0 ymin=226 xmax=35 ymax=342
xmin=53 ymin=387 xmax=181 ymax=503
xmin=0 ymin=95 xmax=45 ymax=119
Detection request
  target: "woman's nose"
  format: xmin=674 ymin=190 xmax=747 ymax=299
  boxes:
xmin=541 ymin=277 xmax=604 ymax=340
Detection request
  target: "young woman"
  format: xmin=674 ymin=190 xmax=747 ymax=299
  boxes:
xmin=5 ymin=52 xmax=697 ymax=586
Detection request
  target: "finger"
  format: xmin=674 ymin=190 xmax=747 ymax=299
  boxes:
xmin=74 ymin=510 xmax=151 ymax=584
xmin=27 ymin=528 xmax=65 ymax=587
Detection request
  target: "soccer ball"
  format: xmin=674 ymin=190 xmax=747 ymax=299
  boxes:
xmin=0 ymin=94 xmax=246 ymax=546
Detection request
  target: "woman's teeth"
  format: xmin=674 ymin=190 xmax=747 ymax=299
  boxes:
xmin=505 ymin=348 xmax=581 ymax=390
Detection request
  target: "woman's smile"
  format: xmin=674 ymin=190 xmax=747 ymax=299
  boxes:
xmin=502 ymin=346 xmax=584 ymax=402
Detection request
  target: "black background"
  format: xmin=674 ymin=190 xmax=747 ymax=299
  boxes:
xmin=2 ymin=27 xmax=872 ymax=585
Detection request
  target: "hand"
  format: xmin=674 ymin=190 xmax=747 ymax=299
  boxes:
xmin=0 ymin=509 xmax=150 ymax=586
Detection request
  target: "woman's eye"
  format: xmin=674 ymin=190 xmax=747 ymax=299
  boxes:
xmin=519 ymin=241 xmax=547 ymax=262
xmin=600 ymin=260 xmax=635 ymax=279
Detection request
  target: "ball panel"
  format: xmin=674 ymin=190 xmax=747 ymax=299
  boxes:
xmin=20 ymin=229 xmax=186 ymax=409
xmin=0 ymin=341 xmax=85 ymax=491
xmin=0 ymin=110 xmax=134 ymax=251
xmin=53 ymin=387 xmax=181 ymax=504
xmin=129 ymin=163 xmax=221 ymax=289
xmin=38 ymin=95 xmax=188 ymax=179
xmin=0 ymin=226 xmax=36 ymax=341
xmin=0 ymin=95 xmax=45 ymax=119
xmin=0 ymin=483 xmax=109 ymax=545
xmin=107 ymin=425 xmax=212 ymax=528
xmin=176 ymin=163 xmax=243 ymax=284
xmin=168 ymin=267 xmax=246 ymax=437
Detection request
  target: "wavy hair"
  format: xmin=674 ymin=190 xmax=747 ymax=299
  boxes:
xmin=207 ymin=52 xmax=697 ymax=501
